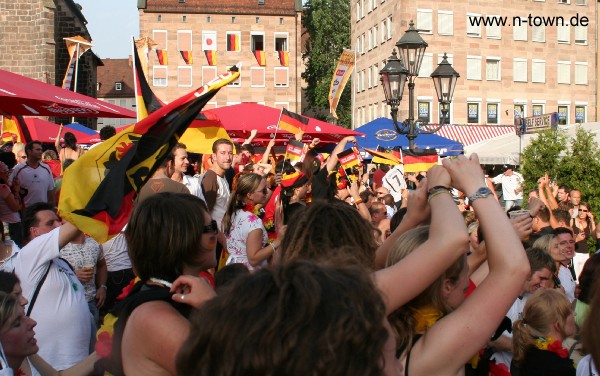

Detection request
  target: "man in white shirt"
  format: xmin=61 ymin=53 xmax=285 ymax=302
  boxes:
xmin=9 ymin=141 xmax=55 ymax=208
xmin=169 ymin=143 xmax=203 ymax=200
xmin=492 ymin=165 xmax=524 ymax=211
xmin=13 ymin=202 xmax=90 ymax=373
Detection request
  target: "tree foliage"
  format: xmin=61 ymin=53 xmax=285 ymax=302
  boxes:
xmin=302 ymin=0 xmax=351 ymax=127
xmin=521 ymin=126 xmax=600 ymax=213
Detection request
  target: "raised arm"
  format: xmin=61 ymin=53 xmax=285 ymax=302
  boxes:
xmin=326 ymin=136 xmax=356 ymax=172
xmin=55 ymin=124 xmax=64 ymax=154
xmin=260 ymin=138 xmax=276 ymax=164
xmin=374 ymin=165 xmax=469 ymax=314
xmin=408 ymin=154 xmax=530 ymax=375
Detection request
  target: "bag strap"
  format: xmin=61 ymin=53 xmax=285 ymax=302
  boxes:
xmin=26 ymin=260 xmax=52 ymax=317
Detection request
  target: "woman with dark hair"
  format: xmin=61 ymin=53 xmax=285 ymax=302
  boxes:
xmin=176 ymin=261 xmax=401 ymax=376
xmin=279 ymin=169 xmax=310 ymax=224
xmin=55 ymin=125 xmax=84 ymax=166
xmin=572 ymin=201 xmax=595 ymax=278
xmin=222 ymin=173 xmax=278 ymax=270
xmin=511 ymin=289 xmax=576 ymax=376
xmin=95 ymin=192 xmax=217 ymax=375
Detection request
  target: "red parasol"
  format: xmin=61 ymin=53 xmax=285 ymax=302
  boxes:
xmin=0 ymin=69 xmax=136 ymax=118
xmin=206 ymin=103 xmax=363 ymax=144
xmin=23 ymin=118 xmax=94 ymax=143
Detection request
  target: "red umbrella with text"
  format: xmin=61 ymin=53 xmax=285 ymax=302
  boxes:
xmin=0 ymin=69 xmax=136 ymax=118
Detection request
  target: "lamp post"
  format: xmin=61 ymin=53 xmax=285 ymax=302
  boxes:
xmin=379 ymin=21 xmax=460 ymax=150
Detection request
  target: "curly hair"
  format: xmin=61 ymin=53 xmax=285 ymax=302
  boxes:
xmin=279 ymin=199 xmax=379 ymax=268
xmin=512 ymin=289 xmax=572 ymax=364
xmin=386 ymin=226 xmax=467 ymax=353
xmin=222 ymin=173 xmax=264 ymax=235
xmin=176 ymin=261 xmax=389 ymax=376
xmin=126 ymin=192 xmax=212 ymax=282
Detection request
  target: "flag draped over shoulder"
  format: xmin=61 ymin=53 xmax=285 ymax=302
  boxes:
xmin=403 ymin=149 xmax=439 ymax=173
xmin=328 ymin=49 xmax=355 ymax=119
xmin=133 ymin=38 xmax=164 ymax=121
xmin=62 ymin=36 xmax=92 ymax=90
xmin=278 ymin=108 xmax=308 ymax=135
xmin=58 ymin=67 xmax=240 ymax=243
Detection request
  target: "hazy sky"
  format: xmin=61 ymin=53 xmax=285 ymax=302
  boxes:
xmin=76 ymin=0 xmax=139 ymax=59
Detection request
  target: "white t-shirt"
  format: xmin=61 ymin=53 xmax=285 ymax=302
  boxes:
xmin=226 ymin=209 xmax=267 ymax=271
xmin=0 ymin=241 xmax=20 ymax=272
xmin=182 ymin=174 xmax=205 ymax=201
xmin=492 ymin=172 xmax=524 ymax=201
xmin=13 ymin=228 xmax=91 ymax=372
xmin=9 ymin=162 xmax=54 ymax=207
xmin=577 ymin=355 xmax=598 ymax=376
xmin=198 ymin=172 xmax=230 ymax=231
xmin=101 ymin=232 xmax=131 ymax=272
xmin=491 ymin=294 xmax=529 ymax=368
xmin=559 ymin=264 xmax=576 ymax=302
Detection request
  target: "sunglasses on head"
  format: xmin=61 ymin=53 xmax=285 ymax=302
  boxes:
xmin=203 ymin=220 xmax=218 ymax=234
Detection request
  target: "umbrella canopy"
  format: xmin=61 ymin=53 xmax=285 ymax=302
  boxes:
xmin=206 ymin=103 xmax=362 ymax=144
xmin=23 ymin=118 xmax=94 ymax=143
xmin=0 ymin=69 xmax=136 ymax=118
xmin=65 ymin=122 xmax=99 ymax=135
xmin=353 ymin=117 xmax=464 ymax=157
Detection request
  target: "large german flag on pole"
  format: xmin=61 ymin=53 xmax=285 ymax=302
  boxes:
xmin=278 ymin=108 xmax=308 ymax=135
xmin=58 ymin=67 xmax=240 ymax=243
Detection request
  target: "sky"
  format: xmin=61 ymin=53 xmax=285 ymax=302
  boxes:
xmin=76 ymin=0 xmax=139 ymax=59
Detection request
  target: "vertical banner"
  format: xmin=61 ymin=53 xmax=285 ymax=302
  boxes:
xmin=135 ymin=37 xmax=158 ymax=80
xmin=328 ymin=49 xmax=355 ymax=119
xmin=62 ymin=36 xmax=92 ymax=90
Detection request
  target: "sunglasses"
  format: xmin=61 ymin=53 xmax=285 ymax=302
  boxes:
xmin=203 ymin=220 xmax=218 ymax=234
xmin=580 ymin=209 xmax=589 ymax=212
xmin=254 ymin=187 xmax=268 ymax=194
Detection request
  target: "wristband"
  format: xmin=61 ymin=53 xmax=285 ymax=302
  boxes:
xmin=99 ymin=285 xmax=107 ymax=290
xmin=427 ymin=186 xmax=452 ymax=203
xmin=354 ymin=198 xmax=364 ymax=205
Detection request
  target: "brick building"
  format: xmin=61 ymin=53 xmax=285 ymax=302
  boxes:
xmin=0 ymin=0 xmax=101 ymax=128
xmin=97 ymin=58 xmax=136 ymax=128
xmin=137 ymin=0 xmax=303 ymax=112
xmin=352 ymin=0 xmax=597 ymax=128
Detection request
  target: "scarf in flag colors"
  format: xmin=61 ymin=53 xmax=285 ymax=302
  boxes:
xmin=180 ymin=50 xmax=193 ymax=65
xmin=156 ymin=49 xmax=168 ymax=65
xmin=278 ymin=108 xmax=308 ymax=135
xmin=58 ymin=67 xmax=240 ymax=243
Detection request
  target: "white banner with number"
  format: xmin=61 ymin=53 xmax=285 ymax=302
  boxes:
xmin=382 ymin=165 xmax=406 ymax=202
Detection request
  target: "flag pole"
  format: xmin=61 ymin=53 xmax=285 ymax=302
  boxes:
xmin=132 ymin=37 xmax=140 ymax=122
xmin=70 ymin=41 xmax=81 ymax=123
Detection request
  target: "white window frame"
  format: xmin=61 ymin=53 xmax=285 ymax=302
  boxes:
xmin=557 ymin=61 xmax=571 ymax=84
xmin=367 ymin=67 xmax=372 ymax=89
xmin=513 ymin=58 xmax=528 ymax=82
xmin=387 ymin=16 xmax=393 ymax=40
xmin=557 ymin=102 xmax=570 ymax=125
xmin=532 ymin=59 xmax=546 ymax=83
xmin=201 ymin=66 xmax=217 ymax=85
xmin=574 ymin=62 xmax=588 ymax=85
xmin=177 ymin=30 xmax=193 ymax=51
xmin=381 ymin=20 xmax=386 ymax=44
xmin=486 ymin=100 xmax=501 ymax=125
xmin=418 ymin=53 xmax=433 ymax=78
xmin=575 ymin=102 xmax=587 ymax=123
xmin=152 ymin=66 xmax=168 ymax=87
xmin=574 ymin=25 xmax=588 ymax=45
xmin=250 ymin=67 xmax=266 ymax=88
xmin=557 ymin=24 xmax=570 ymax=44
xmin=153 ymin=30 xmax=168 ymax=50
xmin=531 ymin=101 xmax=545 ymax=116
xmin=274 ymin=32 xmax=289 ymax=52
xmin=115 ymin=82 xmax=122 ymax=91
xmin=274 ymin=67 xmax=289 ymax=88
xmin=227 ymin=65 xmax=241 ymax=87
xmin=177 ymin=66 xmax=193 ymax=87
xmin=466 ymin=13 xmax=482 ymax=38
xmin=356 ymin=1 xmax=360 ymax=22
xmin=372 ymin=25 xmax=378 ymax=48
xmin=437 ymin=11 xmax=454 ymax=36
xmin=514 ymin=100 xmax=527 ymax=120
xmin=513 ymin=18 xmax=527 ymax=41
xmin=250 ymin=31 xmax=266 ymax=52
xmin=274 ymin=102 xmax=290 ymax=110
xmin=416 ymin=9 xmax=433 ymax=34
xmin=531 ymin=25 xmax=546 ymax=43
xmin=485 ymin=57 xmax=501 ymax=81
xmin=367 ymin=29 xmax=372 ymax=50
xmin=417 ymin=96 xmax=433 ymax=124
xmin=225 ymin=31 xmax=241 ymax=52
xmin=486 ymin=15 xmax=501 ymax=39
xmin=466 ymin=55 xmax=482 ymax=80
xmin=467 ymin=98 xmax=482 ymax=124
xmin=373 ymin=65 xmax=379 ymax=87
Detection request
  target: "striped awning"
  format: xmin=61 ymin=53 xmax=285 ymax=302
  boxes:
xmin=436 ymin=125 xmax=515 ymax=146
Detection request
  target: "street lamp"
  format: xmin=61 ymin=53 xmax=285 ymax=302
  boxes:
xmin=379 ymin=20 xmax=460 ymax=150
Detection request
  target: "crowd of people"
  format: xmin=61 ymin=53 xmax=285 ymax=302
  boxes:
xmin=0 ymin=129 xmax=598 ymax=376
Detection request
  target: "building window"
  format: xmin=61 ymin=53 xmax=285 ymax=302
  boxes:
xmin=360 ymin=70 xmax=365 ymax=91
xmin=256 ymin=17 xmax=260 ymax=23
xmin=361 ymin=34 xmax=366 ymax=53
xmin=274 ymin=67 xmax=289 ymax=87
xmin=557 ymin=25 xmax=570 ymax=43
xmin=485 ymin=57 xmax=500 ymax=81
xmin=202 ymin=31 xmax=217 ymax=55
xmin=466 ymin=14 xmax=481 ymax=37
xmin=416 ymin=9 xmax=433 ymax=34
xmin=115 ymin=82 xmax=122 ymax=91
xmin=514 ymin=104 xmax=526 ymax=123
xmin=513 ymin=18 xmax=527 ymax=41
xmin=532 ymin=25 xmax=545 ymax=42
xmin=226 ymin=31 xmax=241 ymax=52
xmin=373 ymin=65 xmax=379 ymax=87
xmin=182 ymin=16 xmax=187 ymax=22
xmin=367 ymin=67 xmax=372 ymax=88
xmin=232 ymin=16 xmax=236 ymax=23
xmin=486 ymin=15 xmax=501 ymax=39
xmin=418 ymin=53 xmax=433 ymax=78
xmin=532 ymin=104 xmax=544 ymax=116
xmin=207 ymin=16 xmax=211 ymax=23
xmin=356 ymin=1 xmax=360 ymax=21
xmin=153 ymin=66 xmax=168 ymax=87
xmin=250 ymin=67 xmax=265 ymax=87
xmin=558 ymin=105 xmax=569 ymax=125
xmin=418 ymin=101 xmax=431 ymax=123
xmin=575 ymin=25 xmax=588 ymax=44
xmin=466 ymin=56 xmax=482 ymax=80
xmin=280 ymin=17 xmax=284 ymax=25
xmin=439 ymin=103 xmax=451 ymax=123
xmin=201 ymin=66 xmax=217 ymax=85
xmin=513 ymin=58 xmax=527 ymax=82
xmin=178 ymin=66 xmax=192 ymax=87
xmin=177 ymin=30 xmax=193 ymax=52
xmin=274 ymin=33 xmax=288 ymax=52
xmin=157 ymin=15 xmax=162 ymax=22
xmin=575 ymin=62 xmax=588 ymax=85
xmin=467 ymin=103 xmax=480 ymax=124
xmin=372 ymin=25 xmax=378 ymax=48
xmin=487 ymin=103 xmax=498 ymax=124
xmin=438 ymin=11 xmax=453 ymax=36
xmin=153 ymin=30 xmax=168 ymax=50
xmin=367 ymin=29 xmax=372 ymax=50
xmin=557 ymin=61 xmax=571 ymax=84
xmin=575 ymin=0 xmax=587 ymax=4
xmin=387 ymin=16 xmax=393 ymax=40
xmin=227 ymin=66 xmax=241 ymax=86
xmin=575 ymin=105 xmax=586 ymax=123
xmin=532 ymin=60 xmax=546 ymax=83
xmin=251 ymin=33 xmax=265 ymax=51
xmin=258 ymin=0 xmax=265 ymax=4
xmin=179 ymin=0 xmax=185 ymax=3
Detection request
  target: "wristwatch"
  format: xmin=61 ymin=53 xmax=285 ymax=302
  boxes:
xmin=468 ymin=187 xmax=492 ymax=203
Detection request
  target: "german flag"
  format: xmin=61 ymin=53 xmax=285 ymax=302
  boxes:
xmin=179 ymin=111 xmax=232 ymax=154
xmin=204 ymin=50 xmax=217 ymax=66
xmin=403 ymin=149 xmax=439 ymax=173
xmin=364 ymin=147 xmax=402 ymax=165
xmin=133 ymin=38 xmax=164 ymax=121
xmin=285 ymin=140 xmax=305 ymax=165
xmin=278 ymin=108 xmax=308 ymax=135
xmin=156 ymin=49 xmax=168 ymax=65
xmin=58 ymin=67 xmax=240 ymax=243
xmin=180 ymin=50 xmax=193 ymax=65
xmin=278 ymin=50 xmax=289 ymax=67
xmin=227 ymin=34 xmax=240 ymax=51
xmin=254 ymin=50 xmax=266 ymax=66
xmin=1 ymin=115 xmax=31 ymax=143
xmin=337 ymin=148 xmax=361 ymax=170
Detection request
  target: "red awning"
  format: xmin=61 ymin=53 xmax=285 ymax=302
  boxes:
xmin=23 ymin=118 xmax=95 ymax=143
xmin=435 ymin=125 xmax=515 ymax=146
xmin=0 ymin=69 xmax=136 ymax=118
